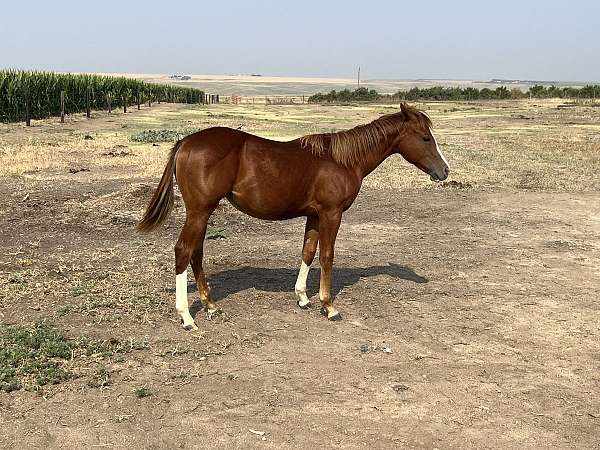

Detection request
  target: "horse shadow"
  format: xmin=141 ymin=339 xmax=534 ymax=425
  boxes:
xmin=182 ymin=263 xmax=427 ymax=311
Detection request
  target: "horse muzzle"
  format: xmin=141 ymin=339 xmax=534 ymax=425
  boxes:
xmin=430 ymin=165 xmax=450 ymax=182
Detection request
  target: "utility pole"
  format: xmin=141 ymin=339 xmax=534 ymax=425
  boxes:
xmin=357 ymin=66 xmax=361 ymax=89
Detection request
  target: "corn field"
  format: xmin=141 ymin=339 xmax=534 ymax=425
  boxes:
xmin=0 ymin=70 xmax=205 ymax=123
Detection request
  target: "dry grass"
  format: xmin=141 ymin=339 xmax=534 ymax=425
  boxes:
xmin=1 ymin=98 xmax=599 ymax=449
xmin=0 ymin=99 xmax=598 ymax=191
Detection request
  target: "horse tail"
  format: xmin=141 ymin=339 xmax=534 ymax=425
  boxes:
xmin=136 ymin=141 xmax=182 ymax=233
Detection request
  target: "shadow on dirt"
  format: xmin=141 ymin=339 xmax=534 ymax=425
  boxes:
xmin=187 ymin=263 xmax=428 ymax=302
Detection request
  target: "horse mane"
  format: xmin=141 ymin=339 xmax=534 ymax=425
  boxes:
xmin=299 ymin=103 xmax=432 ymax=167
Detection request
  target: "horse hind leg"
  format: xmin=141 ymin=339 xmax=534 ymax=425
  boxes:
xmin=295 ymin=216 xmax=319 ymax=309
xmin=174 ymin=211 xmax=213 ymax=331
xmin=190 ymin=207 xmax=219 ymax=317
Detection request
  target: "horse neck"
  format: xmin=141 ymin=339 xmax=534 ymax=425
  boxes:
xmin=352 ymin=137 xmax=396 ymax=179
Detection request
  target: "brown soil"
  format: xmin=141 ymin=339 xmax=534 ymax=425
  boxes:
xmin=1 ymin=172 xmax=599 ymax=449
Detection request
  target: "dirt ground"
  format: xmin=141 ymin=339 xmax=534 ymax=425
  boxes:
xmin=0 ymin=101 xmax=599 ymax=449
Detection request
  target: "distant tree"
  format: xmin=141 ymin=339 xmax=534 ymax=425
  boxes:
xmin=479 ymin=88 xmax=493 ymax=99
xmin=494 ymin=86 xmax=511 ymax=99
xmin=510 ymin=88 xmax=525 ymax=99
xmin=308 ymin=87 xmax=380 ymax=103
xmin=546 ymin=85 xmax=562 ymax=98
xmin=529 ymin=85 xmax=547 ymax=98
xmin=308 ymin=84 xmax=600 ymax=104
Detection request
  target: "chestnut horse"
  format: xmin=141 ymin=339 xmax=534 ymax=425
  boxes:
xmin=138 ymin=103 xmax=449 ymax=330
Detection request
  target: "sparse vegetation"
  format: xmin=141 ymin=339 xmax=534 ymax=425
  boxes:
xmin=87 ymin=366 xmax=111 ymax=388
xmin=134 ymin=386 xmax=151 ymax=398
xmin=0 ymin=323 xmax=71 ymax=392
xmin=0 ymin=322 xmax=143 ymax=392
xmin=130 ymin=128 xmax=199 ymax=143
xmin=206 ymin=226 xmax=226 ymax=240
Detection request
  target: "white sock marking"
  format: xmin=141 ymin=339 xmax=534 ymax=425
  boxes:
xmin=176 ymin=270 xmax=196 ymax=329
xmin=429 ymin=127 xmax=449 ymax=168
xmin=294 ymin=261 xmax=311 ymax=307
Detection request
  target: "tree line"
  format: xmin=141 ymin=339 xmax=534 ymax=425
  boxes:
xmin=308 ymin=85 xmax=600 ymax=103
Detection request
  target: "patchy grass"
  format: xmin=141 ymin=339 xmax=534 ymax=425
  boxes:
xmin=206 ymin=226 xmax=226 ymax=240
xmin=0 ymin=322 xmax=146 ymax=392
xmin=130 ymin=128 xmax=196 ymax=143
xmin=87 ymin=366 xmax=111 ymax=388
xmin=134 ymin=386 xmax=151 ymax=398
xmin=0 ymin=323 xmax=71 ymax=392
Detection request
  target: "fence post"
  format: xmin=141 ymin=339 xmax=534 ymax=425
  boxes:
xmin=86 ymin=87 xmax=91 ymax=118
xmin=123 ymin=95 xmax=127 ymax=113
xmin=25 ymin=91 xmax=31 ymax=126
xmin=107 ymin=93 xmax=112 ymax=114
xmin=60 ymin=91 xmax=65 ymax=123
xmin=137 ymin=92 xmax=141 ymax=110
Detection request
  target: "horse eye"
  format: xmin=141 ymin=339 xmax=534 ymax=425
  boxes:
xmin=423 ymin=136 xmax=431 ymax=142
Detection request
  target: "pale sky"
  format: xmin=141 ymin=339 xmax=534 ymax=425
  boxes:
xmin=2 ymin=0 xmax=598 ymax=81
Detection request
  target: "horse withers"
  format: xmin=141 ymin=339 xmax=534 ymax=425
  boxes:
xmin=137 ymin=103 xmax=449 ymax=330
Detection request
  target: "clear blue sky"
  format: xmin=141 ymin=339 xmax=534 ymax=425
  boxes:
xmin=2 ymin=0 xmax=598 ymax=81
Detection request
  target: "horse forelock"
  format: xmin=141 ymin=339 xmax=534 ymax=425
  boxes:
xmin=300 ymin=105 xmax=432 ymax=167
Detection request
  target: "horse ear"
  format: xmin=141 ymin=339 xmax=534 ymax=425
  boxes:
xmin=400 ymin=102 xmax=412 ymax=120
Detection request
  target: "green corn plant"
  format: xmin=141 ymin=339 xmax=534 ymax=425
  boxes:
xmin=0 ymin=70 xmax=205 ymax=123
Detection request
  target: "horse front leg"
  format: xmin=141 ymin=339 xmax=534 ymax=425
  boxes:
xmin=295 ymin=215 xmax=319 ymax=308
xmin=317 ymin=210 xmax=342 ymax=320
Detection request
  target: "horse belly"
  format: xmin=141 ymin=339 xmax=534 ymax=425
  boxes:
xmin=226 ymin=178 xmax=310 ymax=220
xmin=228 ymin=142 xmax=317 ymax=220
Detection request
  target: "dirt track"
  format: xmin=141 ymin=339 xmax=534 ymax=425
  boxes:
xmin=1 ymin=173 xmax=599 ymax=449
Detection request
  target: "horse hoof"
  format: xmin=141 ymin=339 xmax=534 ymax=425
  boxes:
xmin=328 ymin=312 xmax=342 ymax=321
xmin=205 ymin=308 xmax=221 ymax=320
xmin=297 ymin=299 xmax=311 ymax=309
xmin=320 ymin=307 xmax=342 ymax=321
xmin=182 ymin=323 xmax=198 ymax=331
